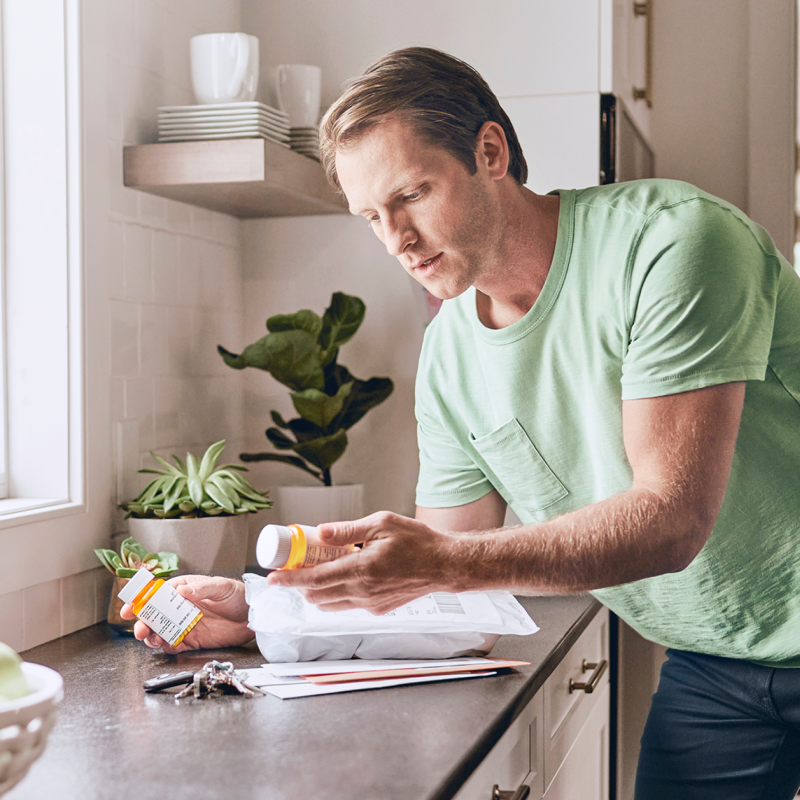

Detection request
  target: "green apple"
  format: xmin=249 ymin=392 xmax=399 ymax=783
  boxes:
xmin=0 ymin=642 xmax=30 ymax=702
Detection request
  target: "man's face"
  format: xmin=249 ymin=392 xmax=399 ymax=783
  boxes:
xmin=335 ymin=118 xmax=503 ymax=300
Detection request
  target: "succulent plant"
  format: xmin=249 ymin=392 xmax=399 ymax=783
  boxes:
xmin=120 ymin=440 xmax=272 ymax=519
xmin=94 ymin=537 xmax=178 ymax=579
xmin=218 ymin=291 xmax=394 ymax=486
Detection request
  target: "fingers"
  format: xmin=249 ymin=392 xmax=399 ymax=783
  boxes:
xmin=316 ymin=510 xmax=406 ymax=547
xmin=266 ymin=550 xmax=361 ymax=589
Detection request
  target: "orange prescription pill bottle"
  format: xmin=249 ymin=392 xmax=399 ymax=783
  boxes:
xmin=256 ymin=524 xmax=354 ymax=570
xmin=117 ymin=567 xmax=203 ymax=646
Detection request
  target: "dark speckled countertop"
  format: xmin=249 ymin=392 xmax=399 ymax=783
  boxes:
xmin=7 ymin=594 xmax=600 ymax=800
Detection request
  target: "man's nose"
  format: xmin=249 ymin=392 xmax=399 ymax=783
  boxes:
xmin=382 ymin=214 xmax=416 ymax=257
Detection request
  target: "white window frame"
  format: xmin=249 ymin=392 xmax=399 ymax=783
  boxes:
xmin=0 ymin=0 xmax=112 ymax=598
xmin=0 ymin=0 xmax=84 ymax=523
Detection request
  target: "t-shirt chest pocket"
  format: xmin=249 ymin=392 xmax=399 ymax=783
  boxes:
xmin=470 ymin=418 xmax=569 ymax=513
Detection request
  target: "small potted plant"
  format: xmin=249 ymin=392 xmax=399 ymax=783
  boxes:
xmin=94 ymin=537 xmax=179 ymax=633
xmin=120 ymin=440 xmax=272 ymax=577
xmin=217 ymin=291 xmax=393 ymax=524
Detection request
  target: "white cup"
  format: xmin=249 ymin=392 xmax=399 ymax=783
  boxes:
xmin=190 ymin=33 xmax=259 ymax=105
xmin=275 ymin=64 xmax=321 ymax=127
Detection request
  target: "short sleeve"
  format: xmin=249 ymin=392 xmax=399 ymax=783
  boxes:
xmin=414 ymin=359 xmax=494 ymax=509
xmin=620 ymin=198 xmax=781 ymax=400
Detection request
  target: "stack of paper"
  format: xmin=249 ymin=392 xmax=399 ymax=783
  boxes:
xmin=240 ymin=658 xmax=529 ymax=700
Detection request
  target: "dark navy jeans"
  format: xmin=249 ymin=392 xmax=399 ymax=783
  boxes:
xmin=635 ymin=649 xmax=800 ymax=799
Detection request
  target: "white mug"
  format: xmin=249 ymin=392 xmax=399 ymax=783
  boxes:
xmin=275 ymin=64 xmax=321 ymax=127
xmin=190 ymin=33 xmax=259 ymax=105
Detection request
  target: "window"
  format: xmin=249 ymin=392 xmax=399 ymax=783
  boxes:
xmin=0 ymin=0 xmax=84 ymax=522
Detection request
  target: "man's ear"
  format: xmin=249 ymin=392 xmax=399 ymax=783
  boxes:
xmin=475 ymin=121 xmax=509 ymax=181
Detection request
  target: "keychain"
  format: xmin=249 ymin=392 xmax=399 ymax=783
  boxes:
xmin=144 ymin=661 xmax=265 ymax=699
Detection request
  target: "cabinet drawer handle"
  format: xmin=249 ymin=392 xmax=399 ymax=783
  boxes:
xmin=568 ymin=658 xmax=608 ymax=694
xmin=492 ymin=783 xmax=530 ymax=800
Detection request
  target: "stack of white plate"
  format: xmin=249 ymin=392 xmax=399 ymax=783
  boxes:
xmin=288 ymin=127 xmax=320 ymax=161
xmin=157 ymin=101 xmax=291 ymax=146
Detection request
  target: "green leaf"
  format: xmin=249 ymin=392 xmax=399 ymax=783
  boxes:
xmin=318 ymin=293 xmax=365 ymax=366
xmin=239 ymin=451 xmax=324 ymax=481
xmin=293 ymin=429 xmax=348 ymax=472
xmin=115 ymin=568 xmax=139 ymax=579
xmin=266 ymin=427 xmax=296 ymax=450
xmin=94 ymin=549 xmax=119 ymax=574
xmin=164 ymin=477 xmax=187 ymax=513
xmin=198 ymin=440 xmax=226 ymax=482
xmin=266 ymin=309 xmax=323 ymax=338
xmin=205 ymin=481 xmax=234 ymax=513
xmin=218 ymin=329 xmax=325 ymax=392
xmin=339 ymin=376 xmax=394 ymax=429
xmin=186 ymin=453 xmax=199 ymax=478
xmin=291 ymin=383 xmax=353 ymax=431
xmin=149 ymin=452 xmax=182 ymax=477
xmin=187 ymin=474 xmax=203 ymax=507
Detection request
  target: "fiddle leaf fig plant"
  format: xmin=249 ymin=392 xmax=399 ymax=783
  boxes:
xmin=94 ymin=537 xmax=178 ymax=579
xmin=218 ymin=292 xmax=394 ymax=486
xmin=121 ymin=440 xmax=272 ymax=519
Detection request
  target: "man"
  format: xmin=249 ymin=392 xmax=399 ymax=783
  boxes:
xmin=123 ymin=48 xmax=800 ymax=798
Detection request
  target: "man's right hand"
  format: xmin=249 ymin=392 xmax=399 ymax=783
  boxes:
xmin=119 ymin=574 xmax=254 ymax=654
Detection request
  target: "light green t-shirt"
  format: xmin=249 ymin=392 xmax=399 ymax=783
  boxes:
xmin=415 ymin=179 xmax=800 ymax=667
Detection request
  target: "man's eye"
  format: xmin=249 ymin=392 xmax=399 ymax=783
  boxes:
xmin=405 ymin=192 xmax=420 ymax=201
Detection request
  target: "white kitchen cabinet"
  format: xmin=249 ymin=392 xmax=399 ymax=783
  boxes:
xmin=602 ymin=0 xmax=652 ymax=140
xmin=453 ymin=608 xmax=610 ymax=800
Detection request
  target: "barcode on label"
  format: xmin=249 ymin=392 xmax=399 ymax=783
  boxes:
xmin=432 ymin=593 xmax=466 ymax=614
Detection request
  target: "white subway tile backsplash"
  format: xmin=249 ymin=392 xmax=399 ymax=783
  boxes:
xmin=136 ymin=0 xmax=166 ymax=78
xmin=107 ymin=0 xmax=136 ymax=65
xmin=110 ymin=377 xmax=126 ymax=423
xmin=178 ymin=236 xmax=203 ymax=307
xmin=61 ymin=569 xmax=101 ymax=636
xmin=125 ymin=378 xmax=155 ymax=451
xmin=115 ymin=419 xmax=141 ymax=505
xmin=166 ymin=199 xmax=193 ymax=235
xmin=108 ymin=139 xmax=138 ymax=219
xmin=140 ymin=304 xmax=169 ymax=376
xmin=22 ymin=580 xmax=61 ymax=651
xmin=152 ymin=230 xmax=180 ymax=302
xmin=138 ymin=192 xmax=167 ymax=228
xmin=0 ymin=591 xmax=23 ymax=651
xmin=107 ymin=55 xmax=124 ymax=142
xmin=123 ymin=224 xmax=153 ymax=303
xmin=108 ymin=220 xmax=125 ymax=300
xmin=109 ymin=300 xmax=139 ymax=377
xmin=154 ymin=376 xmax=183 ymax=444
xmin=167 ymin=305 xmax=197 ymax=375
xmin=162 ymin=10 xmax=192 ymax=89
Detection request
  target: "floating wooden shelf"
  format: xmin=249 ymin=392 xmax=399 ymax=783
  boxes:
xmin=123 ymin=138 xmax=348 ymax=218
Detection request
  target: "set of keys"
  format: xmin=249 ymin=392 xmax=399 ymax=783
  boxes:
xmin=143 ymin=660 xmax=265 ymax=700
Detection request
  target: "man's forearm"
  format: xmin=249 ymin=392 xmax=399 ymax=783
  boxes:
xmin=442 ymin=484 xmax=710 ymax=594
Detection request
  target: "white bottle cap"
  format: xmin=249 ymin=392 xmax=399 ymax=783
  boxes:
xmin=256 ymin=524 xmax=294 ymax=570
xmin=117 ymin=567 xmax=155 ymax=604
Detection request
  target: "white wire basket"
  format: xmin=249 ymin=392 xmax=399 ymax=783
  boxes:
xmin=0 ymin=662 xmax=63 ymax=796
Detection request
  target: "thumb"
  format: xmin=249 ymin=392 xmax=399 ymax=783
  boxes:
xmin=317 ymin=519 xmax=366 ymax=546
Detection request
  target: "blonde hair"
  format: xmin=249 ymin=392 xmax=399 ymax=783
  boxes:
xmin=319 ymin=47 xmax=528 ymax=189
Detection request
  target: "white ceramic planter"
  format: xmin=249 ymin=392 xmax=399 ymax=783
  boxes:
xmin=277 ymin=484 xmax=364 ymax=527
xmin=128 ymin=515 xmax=250 ymax=578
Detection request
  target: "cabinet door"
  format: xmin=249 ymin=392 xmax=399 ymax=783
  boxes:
xmin=543 ymin=682 xmax=611 ymax=800
xmin=608 ymin=0 xmax=651 ymax=139
xmin=453 ymin=690 xmax=544 ymax=800
xmin=543 ymin=608 xmax=610 ymax=790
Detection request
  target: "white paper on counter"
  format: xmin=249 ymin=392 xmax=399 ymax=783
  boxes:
xmin=265 ymin=670 xmax=497 ymax=700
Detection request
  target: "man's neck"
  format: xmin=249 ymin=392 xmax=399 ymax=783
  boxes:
xmin=474 ymin=189 xmax=560 ymax=330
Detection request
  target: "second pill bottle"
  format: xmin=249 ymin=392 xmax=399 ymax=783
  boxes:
xmin=257 ymin=524 xmax=353 ymax=570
